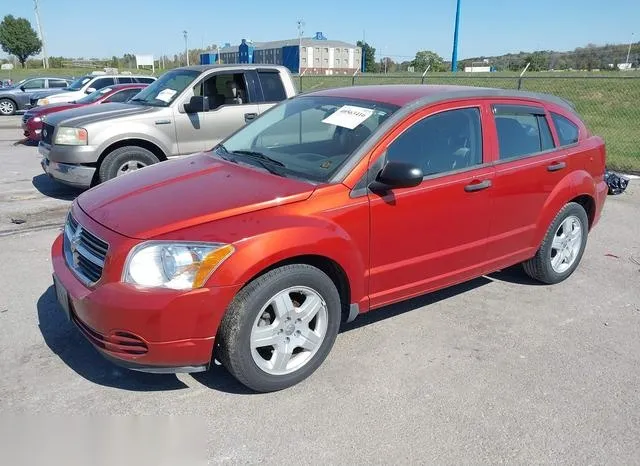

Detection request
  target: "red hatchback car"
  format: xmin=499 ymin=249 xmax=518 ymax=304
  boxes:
xmin=22 ymin=84 xmax=147 ymax=142
xmin=50 ymin=85 xmax=607 ymax=392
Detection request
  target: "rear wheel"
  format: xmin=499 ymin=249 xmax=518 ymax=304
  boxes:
xmin=0 ymin=98 xmax=16 ymax=116
xmin=217 ymin=264 xmax=341 ymax=392
xmin=98 ymin=146 xmax=160 ymax=184
xmin=523 ymin=202 xmax=589 ymax=284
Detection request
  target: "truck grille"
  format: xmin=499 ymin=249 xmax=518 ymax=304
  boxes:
xmin=63 ymin=213 xmax=109 ymax=286
xmin=41 ymin=123 xmax=54 ymax=144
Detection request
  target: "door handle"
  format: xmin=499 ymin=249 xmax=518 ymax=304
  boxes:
xmin=547 ymin=161 xmax=566 ymax=172
xmin=464 ymin=179 xmax=492 ymax=192
xmin=244 ymin=112 xmax=258 ymax=122
xmin=155 ymin=119 xmax=171 ymax=125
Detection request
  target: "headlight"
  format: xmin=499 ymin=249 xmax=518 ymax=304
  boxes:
xmin=123 ymin=242 xmax=235 ymax=290
xmin=32 ymin=117 xmax=42 ymax=123
xmin=54 ymin=127 xmax=88 ymax=145
xmin=37 ymin=98 xmax=49 ymax=105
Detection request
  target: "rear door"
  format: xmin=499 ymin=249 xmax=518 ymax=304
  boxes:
xmin=368 ymin=102 xmax=495 ymax=308
xmin=484 ymin=101 xmax=578 ymax=269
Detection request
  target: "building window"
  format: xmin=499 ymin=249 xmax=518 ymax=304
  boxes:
xmin=315 ymin=57 xmax=320 ymax=63
xmin=335 ymin=58 xmax=341 ymax=65
xmin=301 ymin=47 xmax=306 ymax=52
xmin=315 ymin=47 xmax=320 ymax=53
xmin=324 ymin=48 xmax=329 ymax=53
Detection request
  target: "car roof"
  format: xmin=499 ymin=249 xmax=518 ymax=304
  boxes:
xmin=305 ymin=84 xmax=575 ymax=112
xmin=103 ymin=83 xmax=147 ymax=91
xmin=179 ymin=64 xmax=289 ymax=72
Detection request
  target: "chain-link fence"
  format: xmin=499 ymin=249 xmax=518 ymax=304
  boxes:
xmin=297 ymin=74 xmax=640 ymax=172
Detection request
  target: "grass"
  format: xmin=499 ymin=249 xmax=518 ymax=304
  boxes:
xmin=3 ymin=68 xmax=638 ymax=172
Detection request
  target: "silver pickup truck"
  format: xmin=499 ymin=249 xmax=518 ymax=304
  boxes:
xmin=39 ymin=64 xmax=297 ymax=188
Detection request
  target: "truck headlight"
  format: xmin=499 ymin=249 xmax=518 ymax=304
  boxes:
xmin=123 ymin=242 xmax=235 ymax=290
xmin=54 ymin=127 xmax=88 ymax=145
xmin=37 ymin=98 xmax=49 ymax=105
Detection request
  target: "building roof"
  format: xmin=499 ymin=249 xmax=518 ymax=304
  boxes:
xmin=220 ymin=38 xmax=358 ymax=54
xmin=305 ymin=84 xmax=576 ymax=111
xmin=179 ymin=64 xmax=288 ymax=72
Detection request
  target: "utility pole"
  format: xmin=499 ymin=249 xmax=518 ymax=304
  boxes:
xmin=626 ymin=32 xmax=635 ymax=66
xmin=33 ymin=0 xmax=49 ymax=68
xmin=297 ymin=19 xmax=305 ymax=74
xmin=451 ymin=0 xmax=461 ymax=73
xmin=183 ymin=30 xmax=189 ymax=66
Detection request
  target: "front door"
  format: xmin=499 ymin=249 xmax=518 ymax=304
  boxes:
xmin=368 ymin=104 xmax=495 ymax=309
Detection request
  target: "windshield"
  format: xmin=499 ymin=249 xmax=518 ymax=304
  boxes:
xmin=215 ymin=96 xmax=398 ymax=182
xmin=76 ymin=87 xmax=113 ymax=104
xmin=128 ymin=69 xmax=199 ymax=107
xmin=67 ymin=76 xmax=91 ymax=91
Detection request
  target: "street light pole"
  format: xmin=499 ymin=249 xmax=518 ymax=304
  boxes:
xmin=626 ymin=32 xmax=635 ymax=66
xmin=33 ymin=0 xmax=49 ymax=68
xmin=183 ymin=30 xmax=189 ymax=66
xmin=297 ymin=19 xmax=305 ymax=74
xmin=451 ymin=0 xmax=461 ymax=73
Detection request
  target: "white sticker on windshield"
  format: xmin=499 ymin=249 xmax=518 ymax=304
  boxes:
xmin=99 ymin=87 xmax=112 ymax=94
xmin=322 ymin=105 xmax=374 ymax=130
xmin=156 ymin=88 xmax=177 ymax=103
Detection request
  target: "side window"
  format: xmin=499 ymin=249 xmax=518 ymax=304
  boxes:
xmin=22 ymin=79 xmax=46 ymax=89
xmin=494 ymin=106 xmax=555 ymax=160
xmin=386 ymin=108 xmax=483 ymax=176
xmin=49 ymin=79 xmax=68 ymax=88
xmin=104 ymin=89 xmax=139 ymax=103
xmin=551 ymin=112 xmax=579 ymax=146
xmin=258 ymin=71 xmax=286 ymax=102
xmin=137 ymin=78 xmax=156 ymax=84
xmin=90 ymin=77 xmax=115 ymax=90
xmin=195 ymin=73 xmax=248 ymax=110
xmin=117 ymin=77 xmax=134 ymax=84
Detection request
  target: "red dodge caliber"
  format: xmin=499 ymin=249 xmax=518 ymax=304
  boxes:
xmin=50 ymin=85 xmax=607 ymax=392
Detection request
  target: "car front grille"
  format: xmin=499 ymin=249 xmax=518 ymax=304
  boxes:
xmin=41 ymin=123 xmax=54 ymax=144
xmin=63 ymin=213 xmax=109 ymax=286
xmin=22 ymin=113 xmax=30 ymax=124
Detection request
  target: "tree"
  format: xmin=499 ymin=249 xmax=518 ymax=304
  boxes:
xmin=412 ymin=50 xmax=445 ymax=72
xmin=0 ymin=15 xmax=42 ymax=68
xmin=357 ymin=41 xmax=377 ymax=73
xmin=524 ymin=51 xmax=548 ymax=71
xmin=380 ymin=57 xmax=396 ymax=73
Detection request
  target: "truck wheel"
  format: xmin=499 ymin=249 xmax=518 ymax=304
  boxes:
xmin=0 ymin=98 xmax=16 ymax=116
xmin=523 ymin=202 xmax=589 ymax=284
xmin=217 ymin=264 xmax=341 ymax=392
xmin=98 ymin=146 xmax=160 ymax=183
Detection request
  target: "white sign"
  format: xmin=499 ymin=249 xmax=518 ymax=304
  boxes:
xmin=322 ymin=105 xmax=374 ymax=130
xmin=135 ymin=54 xmax=154 ymax=67
xmin=156 ymin=89 xmax=177 ymax=103
xmin=1 ymin=63 xmax=13 ymax=70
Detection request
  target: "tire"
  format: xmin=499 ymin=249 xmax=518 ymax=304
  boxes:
xmin=98 ymin=146 xmax=160 ymax=184
xmin=523 ymin=202 xmax=589 ymax=284
xmin=0 ymin=98 xmax=16 ymax=116
xmin=217 ymin=264 xmax=341 ymax=392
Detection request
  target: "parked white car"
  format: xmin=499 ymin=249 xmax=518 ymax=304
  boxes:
xmin=35 ymin=74 xmax=156 ymax=106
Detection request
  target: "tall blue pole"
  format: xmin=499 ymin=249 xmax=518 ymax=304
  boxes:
xmin=451 ymin=0 xmax=461 ymax=72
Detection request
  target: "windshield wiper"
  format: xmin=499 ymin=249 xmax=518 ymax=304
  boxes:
xmin=230 ymin=150 xmax=285 ymax=167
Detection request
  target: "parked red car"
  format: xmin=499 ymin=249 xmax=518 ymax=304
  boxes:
xmin=22 ymin=84 xmax=146 ymax=141
xmin=50 ymin=85 xmax=607 ymax=392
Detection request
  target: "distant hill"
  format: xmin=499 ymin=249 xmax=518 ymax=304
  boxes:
xmin=459 ymin=42 xmax=640 ymax=71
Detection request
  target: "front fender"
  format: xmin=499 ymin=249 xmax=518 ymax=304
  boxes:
xmin=95 ymin=125 xmax=174 ymax=159
xmin=205 ymin=215 xmax=368 ymax=309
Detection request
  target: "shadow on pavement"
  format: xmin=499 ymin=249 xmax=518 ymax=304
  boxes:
xmin=32 ymin=174 xmax=83 ymax=201
xmin=37 ymin=286 xmax=188 ymax=392
xmin=488 ymin=264 xmax=546 ymax=286
xmin=13 ymin=138 xmax=38 ymax=147
xmin=191 ymin=364 xmax=256 ymax=395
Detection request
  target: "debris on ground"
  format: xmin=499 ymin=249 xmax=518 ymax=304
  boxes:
xmin=604 ymin=169 xmax=630 ymax=195
xmin=10 ymin=218 xmax=26 ymax=225
xmin=605 ymin=253 xmax=620 ymax=259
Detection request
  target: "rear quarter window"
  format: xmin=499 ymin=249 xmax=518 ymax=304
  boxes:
xmin=551 ymin=113 xmax=580 ymax=146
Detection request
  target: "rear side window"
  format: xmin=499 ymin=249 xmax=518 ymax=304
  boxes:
xmin=118 ymin=77 xmax=134 ymax=84
xmin=493 ymin=105 xmax=555 ymax=160
xmin=135 ymin=77 xmax=156 ymax=84
xmin=386 ymin=107 xmax=483 ymax=176
xmin=104 ymin=88 xmax=141 ymax=103
xmin=258 ymin=71 xmax=287 ymax=102
xmin=90 ymin=77 xmax=115 ymax=90
xmin=49 ymin=79 xmax=68 ymax=88
xmin=551 ymin=113 xmax=579 ymax=146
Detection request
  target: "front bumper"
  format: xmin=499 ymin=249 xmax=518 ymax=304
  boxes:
xmin=51 ymin=222 xmax=242 ymax=373
xmin=22 ymin=120 xmax=42 ymax=141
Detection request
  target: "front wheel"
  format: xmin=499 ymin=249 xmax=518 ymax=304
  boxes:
xmin=217 ymin=264 xmax=342 ymax=392
xmin=98 ymin=146 xmax=160 ymax=184
xmin=0 ymin=98 xmax=16 ymax=116
xmin=523 ymin=202 xmax=589 ymax=284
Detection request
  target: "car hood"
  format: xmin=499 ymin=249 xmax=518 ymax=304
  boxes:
xmin=77 ymin=152 xmax=316 ymax=239
xmin=43 ymin=103 xmax=157 ymax=128
xmin=31 ymin=89 xmax=71 ymax=99
xmin=28 ymin=102 xmax=83 ymax=116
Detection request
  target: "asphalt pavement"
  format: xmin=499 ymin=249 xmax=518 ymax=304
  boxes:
xmin=0 ymin=117 xmax=639 ymax=465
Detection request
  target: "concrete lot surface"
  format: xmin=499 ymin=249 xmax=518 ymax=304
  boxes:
xmin=0 ymin=117 xmax=638 ymax=464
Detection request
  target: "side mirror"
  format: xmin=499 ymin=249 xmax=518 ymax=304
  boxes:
xmin=369 ymin=160 xmax=423 ymax=192
xmin=19 ymin=86 xmax=26 ymax=92
xmin=86 ymin=87 xmax=96 ymax=94
xmin=184 ymin=95 xmax=209 ymax=113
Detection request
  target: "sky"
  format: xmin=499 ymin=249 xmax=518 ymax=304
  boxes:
xmin=1 ymin=0 xmax=638 ymax=62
